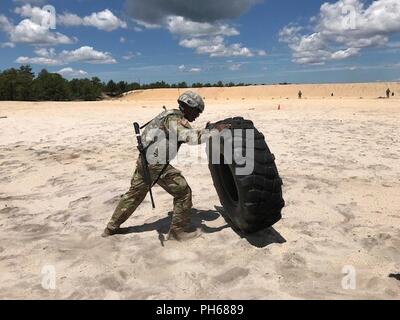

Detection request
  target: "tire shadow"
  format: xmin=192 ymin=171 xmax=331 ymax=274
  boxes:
xmin=215 ymin=206 xmax=286 ymax=248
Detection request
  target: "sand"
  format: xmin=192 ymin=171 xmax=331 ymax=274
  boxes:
xmin=0 ymin=86 xmax=399 ymax=299
xmin=122 ymin=82 xmax=400 ymax=101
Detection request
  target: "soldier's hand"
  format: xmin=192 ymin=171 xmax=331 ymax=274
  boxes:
xmin=205 ymin=121 xmax=230 ymax=131
xmin=215 ymin=123 xmax=230 ymax=132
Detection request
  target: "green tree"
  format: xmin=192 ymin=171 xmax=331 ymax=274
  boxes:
xmin=0 ymin=68 xmax=18 ymax=100
xmin=33 ymin=69 xmax=70 ymax=101
xmin=177 ymin=81 xmax=188 ymax=88
xmin=105 ymin=80 xmax=118 ymax=95
xmin=15 ymin=65 xmax=35 ymax=100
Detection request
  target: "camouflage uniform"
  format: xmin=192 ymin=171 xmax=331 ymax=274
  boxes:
xmin=106 ymin=109 xmax=204 ymax=234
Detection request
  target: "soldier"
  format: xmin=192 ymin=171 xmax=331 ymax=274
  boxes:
xmin=298 ymin=90 xmax=302 ymax=99
xmin=102 ymin=91 xmax=225 ymax=241
xmin=386 ymin=88 xmax=391 ymax=99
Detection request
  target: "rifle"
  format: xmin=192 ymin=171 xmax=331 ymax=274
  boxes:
xmin=133 ymin=122 xmax=155 ymax=209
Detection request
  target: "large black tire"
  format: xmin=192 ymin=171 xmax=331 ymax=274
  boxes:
xmin=207 ymin=117 xmax=285 ymax=234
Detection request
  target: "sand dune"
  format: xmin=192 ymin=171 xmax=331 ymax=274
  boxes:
xmin=122 ymin=82 xmax=400 ymax=102
xmin=0 ymin=94 xmax=399 ymax=299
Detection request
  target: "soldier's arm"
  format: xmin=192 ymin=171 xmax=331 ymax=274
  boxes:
xmin=164 ymin=115 xmax=213 ymax=145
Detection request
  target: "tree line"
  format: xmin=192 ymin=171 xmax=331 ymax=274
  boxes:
xmin=0 ymin=65 xmax=255 ymax=101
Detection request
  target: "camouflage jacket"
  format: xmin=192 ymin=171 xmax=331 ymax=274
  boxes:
xmin=142 ymin=109 xmax=206 ymax=164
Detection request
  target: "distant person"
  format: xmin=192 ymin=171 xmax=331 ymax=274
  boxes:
xmin=331 ymin=93 xmax=334 ymax=97
xmin=298 ymin=90 xmax=302 ymax=99
xmin=392 ymin=92 xmax=395 ymax=97
xmin=386 ymin=88 xmax=391 ymax=98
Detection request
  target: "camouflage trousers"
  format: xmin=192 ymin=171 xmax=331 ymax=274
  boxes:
xmin=107 ymin=161 xmax=193 ymax=232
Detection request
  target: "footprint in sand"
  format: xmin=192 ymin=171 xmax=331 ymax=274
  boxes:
xmin=213 ymin=267 xmax=250 ymax=284
xmin=68 ymin=196 xmax=92 ymax=209
xmin=336 ymin=202 xmax=357 ymax=223
xmin=99 ymin=275 xmax=124 ymax=292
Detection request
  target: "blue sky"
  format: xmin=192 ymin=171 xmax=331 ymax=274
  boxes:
xmin=1 ymin=0 xmax=400 ymax=84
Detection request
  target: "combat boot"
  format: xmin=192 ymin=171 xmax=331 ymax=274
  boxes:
xmin=167 ymin=224 xmax=201 ymax=241
xmin=101 ymin=227 xmax=120 ymax=238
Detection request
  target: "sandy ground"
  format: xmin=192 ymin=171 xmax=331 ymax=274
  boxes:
xmin=0 ymin=92 xmax=399 ymax=299
xmin=122 ymin=82 xmax=400 ymax=101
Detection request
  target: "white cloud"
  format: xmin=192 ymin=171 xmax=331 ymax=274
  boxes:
xmin=280 ymin=0 xmax=400 ymax=64
xmin=11 ymin=18 xmax=74 ymax=44
xmin=167 ymin=15 xmax=266 ymax=58
xmin=1 ymin=5 xmax=74 ymax=45
xmin=57 ymin=67 xmax=88 ymax=78
xmin=34 ymin=47 xmax=56 ymax=57
xmin=229 ymin=63 xmax=242 ymax=71
xmin=122 ymin=51 xmax=141 ymax=60
xmin=1 ymin=42 xmax=15 ymax=48
xmin=16 ymin=56 xmax=60 ymax=66
xmin=120 ymin=36 xmax=126 ymax=43
xmin=129 ymin=7 xmax=264 ymax=59
xmin=58 ymin=9 xmax=127 ymax=31
xmin=15 ymin=46 xmax=117 ymax=65
xmin=166 ymin=16 xmax=239 ymax=37
xmin=60 ymin=46 xmax=117 ymax=64
xmin=179 ymin=36 xmax=265 ymax=57
xmin=189 ymin=67 xmax=201 ymax=72
xmin=178 ymin=65 xmax=201 ymax=72
xmin=0 ymin=15 xmax=14 ymax=33
xmin=134 ymin=19 xmax=162 ymax=29
xmin=331 ymin=47 xmax=360 ymax=60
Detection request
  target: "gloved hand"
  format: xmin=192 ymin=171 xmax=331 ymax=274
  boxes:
xmin=205 ymin=121 xmax=230 ymax=132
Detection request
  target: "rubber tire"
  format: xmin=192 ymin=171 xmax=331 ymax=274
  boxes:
xmin=207 ymin=117 xmax=285 ymax=234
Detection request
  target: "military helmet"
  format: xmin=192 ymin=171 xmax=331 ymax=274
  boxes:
xmin=178 ymin=91 xmax=205 ymax=113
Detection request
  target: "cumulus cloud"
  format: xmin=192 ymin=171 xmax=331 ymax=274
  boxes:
xmin=57 ymin=67 xmax=88 ymax=78
xmin=58 ymin=9 xmax=127 ymax=31
xmin=125 ymin=0 xmax=265 ymax=58
xmin=59 ymin=46 xmax=117 ymax=64
xmin=166 ymin=16 xmax=239 ymax=37
xmin=0 ymin=5 xmax=74 ymax=45
xmin=15 ymin=46 xmax=117 ymax=65
xmin=189 ymin=67 xmax=201 ymax=72
xmin=179 ymin=35 xmax=266 ymax=57
xmin=10 ymin=19 xmax=74 ymax=45
xmin=16 ymin=56 xmax=60 ymax=66
xmin=280 ymin=0 xmax=400 ymax=64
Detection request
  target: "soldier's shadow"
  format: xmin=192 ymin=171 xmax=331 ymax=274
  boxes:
xmin=117 ymin=208 xmax=228 ymax=236
xmin=117 ymin=206 xmax=286 ymax=248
